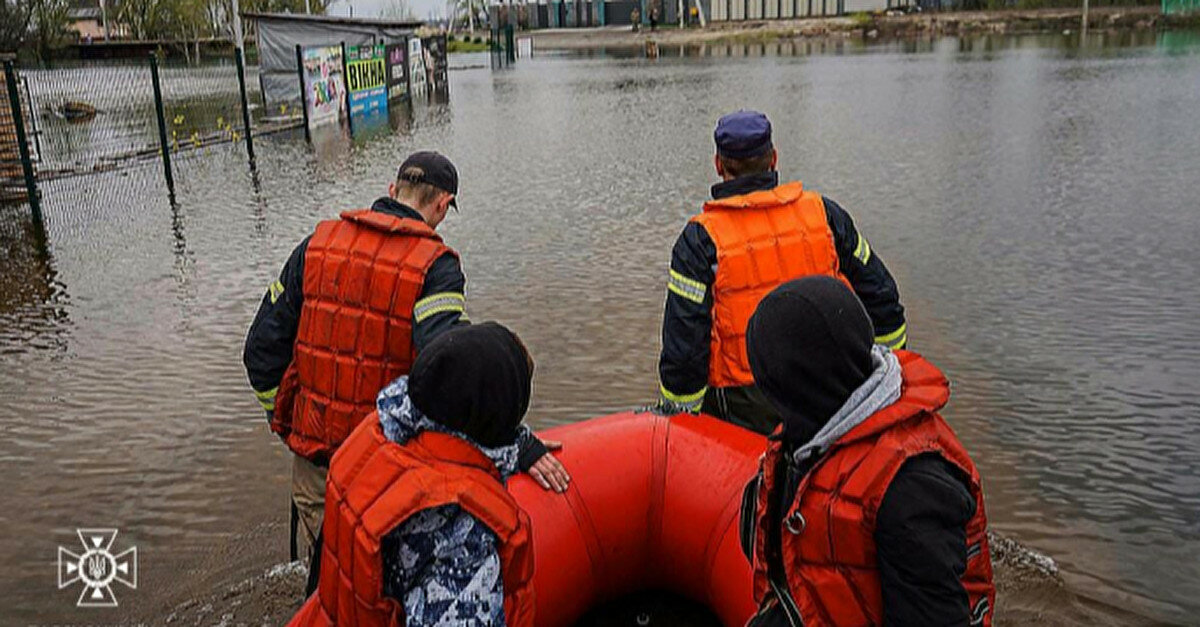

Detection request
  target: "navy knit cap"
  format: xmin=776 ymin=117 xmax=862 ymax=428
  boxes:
xmin=714 ymin=110 xmax=773 ymax=159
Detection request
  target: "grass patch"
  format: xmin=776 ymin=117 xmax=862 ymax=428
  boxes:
xmin=447 ymin=39 xmax=491 ymax=53
xmin=849 ymin=12 xmax=875 ymax=28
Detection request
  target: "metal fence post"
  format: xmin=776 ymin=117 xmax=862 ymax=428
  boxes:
xmin=341 ymin=41 xmax=353 ymax=136
xmin=296 ymin=44 xmax=311 ymax=143
xmin=235 ymin=47 xmax=256 ymax=165
xmin=4 ymin=60 xmax=41 ymax=224
xmin=149 ymin=52 xmax=176 ymax=202
xmin=506 ymin=25 xmax=515 ymax=64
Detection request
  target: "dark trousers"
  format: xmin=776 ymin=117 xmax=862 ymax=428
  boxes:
xmin=702 ymin=384 xmax=780 ymax=435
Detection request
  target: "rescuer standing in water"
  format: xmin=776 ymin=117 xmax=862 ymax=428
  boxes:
xmin=291 ymin=323 xmax=539 ymax=626
xmin=243 ymin=152 xmax=568 ymax=566
xmin=739 ymin=277 xmax=995 ymax=627
xmin=655 ymin=110 xmax=907 ymax=433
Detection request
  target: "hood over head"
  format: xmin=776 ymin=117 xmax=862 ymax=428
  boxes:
xmin=747 ymin=276 xmax=875 ymax=445
xmin=408 ymin=322 xmax=533 ymax=448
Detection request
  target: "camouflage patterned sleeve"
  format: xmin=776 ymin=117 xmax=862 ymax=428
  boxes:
xmin=381 ymin=504 xmax=507 ymax=626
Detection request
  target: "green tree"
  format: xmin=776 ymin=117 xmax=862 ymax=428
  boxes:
xmin=0 ymin=1 xmax=36 ymax=53
xmin=30 ymin=0 xmax=72 ymax=59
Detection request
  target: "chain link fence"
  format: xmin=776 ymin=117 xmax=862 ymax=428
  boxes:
xmin=2 ymin=51 xmax=295 ymax=221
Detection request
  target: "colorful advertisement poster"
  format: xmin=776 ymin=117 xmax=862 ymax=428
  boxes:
xmin=345 ymin=44 xmax=388 ymax=129
xmin=385 ymin=41 xmax=410 ymax=103
xmin=420 ymin=35 xmax=449 ymax=95
xmin=301 ymin=45 xmax=345 ymax=128
xmin=408 ymin=37 xmax=427 ymax=99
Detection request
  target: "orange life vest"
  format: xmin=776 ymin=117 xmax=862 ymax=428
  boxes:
xmin=748 ymin=351 xmax=995 ymax=627
xmin=289 ymin=415 xmax=536 ymax=627
xmin=690 ymin=182 xmax=851 ymax=388
xmin=270 ymin=209 xmax=453 ymax=462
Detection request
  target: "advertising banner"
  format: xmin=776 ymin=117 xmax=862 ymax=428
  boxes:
xmin=385 ymin=41 xmax=410 ymax=103
xmin=301 ymin=45 xmax=346 ymax=128
xmin=408 ymin=37 xmax=427 ymax=99
xmin=420 ymin=34 xmax=449 ymax=94
xmin=345 ymin=44 xmax=389 ymax=129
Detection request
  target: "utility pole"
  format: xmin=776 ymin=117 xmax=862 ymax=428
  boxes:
xmin=1081 ymin=0 xmax=1089 ymax=41
xmin=99 ymin=0 xmax=109 ymax=40
xmin=232 ymin=0 xmax=244 ymax=51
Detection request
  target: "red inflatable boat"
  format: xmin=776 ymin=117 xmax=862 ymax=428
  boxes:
xmin=509 ymin=411 xmax=763 ymax=626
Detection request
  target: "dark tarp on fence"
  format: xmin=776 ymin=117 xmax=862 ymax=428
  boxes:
xmin=245 ymin=12 xmax=420 ymax=110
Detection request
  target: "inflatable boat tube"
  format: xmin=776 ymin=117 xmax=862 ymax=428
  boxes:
xmin=509 ymin=411 xmax=763 ymax=626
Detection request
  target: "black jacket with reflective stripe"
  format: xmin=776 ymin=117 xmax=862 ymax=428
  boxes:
xmin=243 ymin=198 xmax=467 ymax=401
xmin=659 ymin=172 xmax=907 ymax=401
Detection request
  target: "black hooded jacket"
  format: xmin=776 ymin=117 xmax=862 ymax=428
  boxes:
xmin=742 ymin=277 xmax=978 ymax=627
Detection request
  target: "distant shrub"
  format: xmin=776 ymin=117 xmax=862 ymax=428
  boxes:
xmin=850 ymin=12 xmax=874 ymax=27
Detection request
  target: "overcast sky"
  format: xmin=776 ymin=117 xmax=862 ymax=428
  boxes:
xmin=326 ymin=0 xmax=450 ymax=22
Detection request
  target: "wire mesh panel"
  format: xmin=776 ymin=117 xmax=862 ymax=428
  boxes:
xmin=23 ymin=60 xmax=160 ymax=178
xmin=161 ymin=60 xmax=256 ymax=160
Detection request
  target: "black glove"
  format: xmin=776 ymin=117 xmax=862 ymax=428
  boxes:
xmin=517 ymin=434 xmax=549 ymax=472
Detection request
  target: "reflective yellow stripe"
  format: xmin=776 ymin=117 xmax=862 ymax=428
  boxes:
xmin=268 ymin=280 xmax=285 ymax=304
xmin=667 ymin=269 xmax=706 ymax=304
xmin=853 ymin=234 xmax=872 ymax=265
xmin=414 ymin=292 xmax=466 ymax=323
xmin=254 ymin=386 xmax=278 ymax=411
xmin=875 ymin=323 xmax=907 ymax=349
xmin=660 ymin=383 xmax=707 ymax=408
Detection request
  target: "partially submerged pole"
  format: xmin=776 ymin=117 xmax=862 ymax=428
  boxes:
xmin=232 ymin=0 xmax=255 ymax=166
xmin=4 ymin=60 xmax=40 ymax=224
xmin=149 ymin=52 xmax=176 ymax=203
xmin=295 ymin=44 xmax=311 ymax=143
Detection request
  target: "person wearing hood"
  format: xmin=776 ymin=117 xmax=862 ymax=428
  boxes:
xmin=292 ymin=322 xmax=559 ymax=626
xmin=655 ymin=110 xmax=907 ymax=433
xmin=738 ymin=277 xmax=995 ymax=627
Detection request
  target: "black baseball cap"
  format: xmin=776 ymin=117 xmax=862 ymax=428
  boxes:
xmin=397 ymin=151 xmax=458 ymax=209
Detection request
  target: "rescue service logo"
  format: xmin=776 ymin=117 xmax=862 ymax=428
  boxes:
xmin=57 ymin=528 xmax=138 ymax=607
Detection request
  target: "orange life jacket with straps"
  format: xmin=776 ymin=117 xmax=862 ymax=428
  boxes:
xmin=747 ymin=351 xmax=995 ymax=627
xmin=690 ymin=182 xmax=851 ymax=388
xmin=270 ymin=209 xmax=454 ymax=463
xmin=288 ymin=416 xmax=536 ymax=627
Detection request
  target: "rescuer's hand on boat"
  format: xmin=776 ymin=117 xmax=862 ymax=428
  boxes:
xmin=526 ymin=440 xmax=570 ymax=493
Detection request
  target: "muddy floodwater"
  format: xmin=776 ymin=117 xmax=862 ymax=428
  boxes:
xmin=2 ymin=32 xmax=1200 ymax=624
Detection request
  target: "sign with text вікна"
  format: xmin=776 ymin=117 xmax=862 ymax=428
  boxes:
xmin=385 ymin=42 xmax=410 ymax=103
xmin=301 ymin=45 xmax=345 ymax=128
xmin=345 ymin=44 xmax=388 ymax=128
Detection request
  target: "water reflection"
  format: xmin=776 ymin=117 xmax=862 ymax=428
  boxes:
xmin=0 ymin=205 xmax=69 ymax=356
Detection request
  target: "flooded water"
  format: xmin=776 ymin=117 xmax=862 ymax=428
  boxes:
xmin=3 ymin=31 xmax=1200 ymax=624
